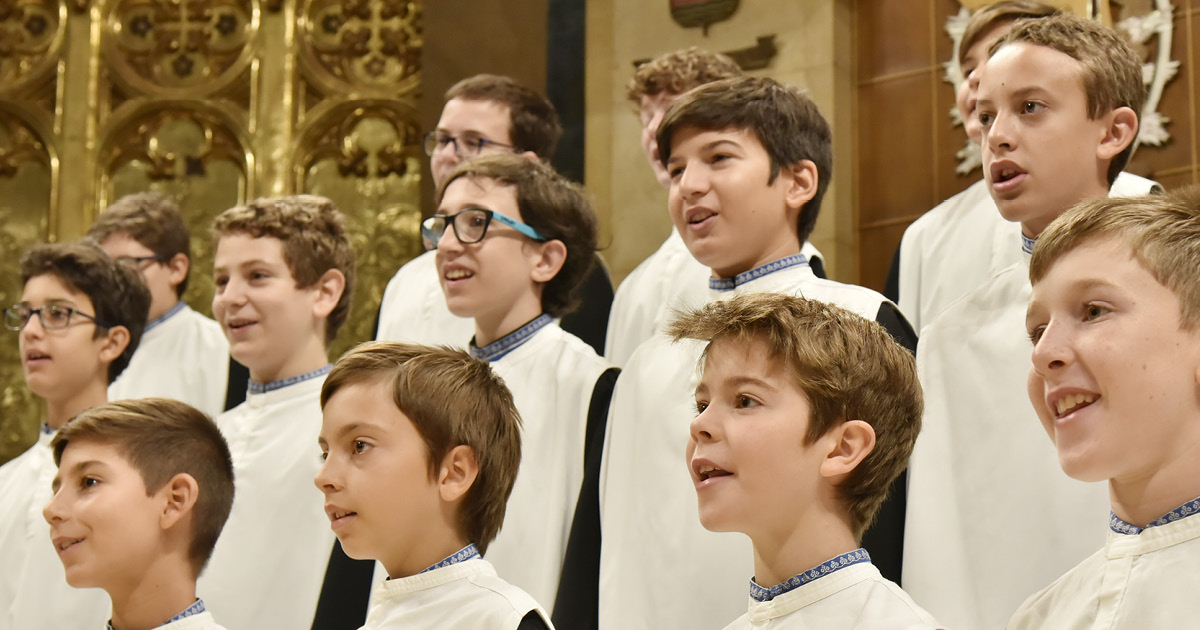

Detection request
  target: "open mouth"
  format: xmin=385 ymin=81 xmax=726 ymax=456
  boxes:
xmin=995 ymin=168 xmax=1022 ymax=183
xmin=226 ymin=318 xmax=256 ymax=331
xmin=694 ymin=463 xmax=733 ymax=482
xmin=54 ymin=537 xmax=84 ymax=552
xmin=1054 ymin=393 xmax=1097 ymax=418
xmin=685 ymin=208 xmax=717 ymax=227
xmin=24 ymin=351 xmax=50 ymax=362
xmin=444 ymin=269 xmax=474 ymax=281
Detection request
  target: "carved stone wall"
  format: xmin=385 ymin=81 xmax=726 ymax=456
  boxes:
xmin=0 ymin=0 xmax=423 ymax=464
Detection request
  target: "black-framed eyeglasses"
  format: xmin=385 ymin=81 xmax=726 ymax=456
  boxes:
xmin=423 ymin=131 xmax=515 ymax=158
xmin=114 ymin=255 xmax=164 ymax=268
xmin=421 ymin=208 xmax=547 ymax=248
xmin=4 ymin=303 xmax=112 ymax=332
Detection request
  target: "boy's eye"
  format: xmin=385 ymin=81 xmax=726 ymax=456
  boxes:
xmin=1083 ymin=303 xmax=1109 ymax=321
xmin=694 ymin=400 xmax=709 ymax=414
xmin=318 ymin=450 xmax=329 ymax=463
xmin=736 ymin=395 xmax=758 ymax=409
xmin=668 ymin=164 xmax=684 ymax=179
xmin=44 ymin=305 xmax=72 ymax=325
xmin=80 ymin=476 xmax=98 ymax=490
xmin=978 ymin=111 xmax=994 ymax=127
xmin=214 ymin=276 xmax=228 ymax=288
xmin=1027 ymin=325 xmax=1045 ymax=345
xmin=352 ymin=440 xmax=370 ymax=455
xmin=1022 ymin=101 xmax=1044 ymax=115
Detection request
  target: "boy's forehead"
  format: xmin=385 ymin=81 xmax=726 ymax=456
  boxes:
xmin=979 ymin=42 xmax=1085 ymax=99
xmin=97 ymin=231 xmax=153 ymax=257
xmin=213 ymin=232 xmax=288 ymax=265
xmin=438 ymin=97 xmax=513 ymax=140
xmin=669 ymin=125 xmax=760 ymax=156
xmin=22 ymin=272 xmax=91 ymax=307
xmin=441 ymin=176 xmax=519 ymax=210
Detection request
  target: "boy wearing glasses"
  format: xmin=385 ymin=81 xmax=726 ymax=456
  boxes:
xmin=427 ymin=153 xmax=617 ymax=619
xmin=377 ymin=74 xmax=613 ymax=354
xmin=87 ymin=193 xmax=237 ymax=418
xmin=0 ymin=241 xmax=151 ymax=629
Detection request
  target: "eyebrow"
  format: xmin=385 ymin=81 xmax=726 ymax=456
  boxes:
xmin=1026 ymin=277 xmax=1120 ymax=322
xmin=318 ymin=421 xmax=388 ymax=447
xmin=666 ymin=139 xmax=743 ymax=165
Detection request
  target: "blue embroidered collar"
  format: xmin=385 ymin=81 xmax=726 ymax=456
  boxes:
xmin=419 ymin=543 xmax=481 ymax=574
xmin=107 ymin=599 xmax=205 ymax=629
xmin=469 ymin=313 xmax=552 ymax=362
xmin=1109 ymin=496 xmax=1200 ymax=535
xmin=748 ymin=548 xmax=871 ymax=602
xmin=144 ymin=301 xmax=187 ymax=335
xmin=1020 ymin=233 xmax=1036 ymax=256
xmin=41 ymin=423 xmax=55 ymax=436
xmin=248 ymin=364 xmax=332 ymax=395
xmin=709 ymin=255 xmax=808 ymax=292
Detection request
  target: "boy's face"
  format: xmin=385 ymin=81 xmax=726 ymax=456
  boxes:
xmin=1026 ymin=237 xmax=1200 ymax=483
xmin=666 ymin=126 xmax=803 ymax=279
xmin=955 ymin=20 xmax=1013 ymax=144
xmin=18 ymin=274 xmax=114 ymax=401
xmin=976 ymin=42 xmax=1113 ymax=236
xmin=212 ymin=234 xmax=324 ymax=382
xmin=43 ymin=440 xmax=165 ymax=590
xmin=435 ymin=177 xmax=549 ymax=331
xmin=98 ymin=232 xmax=184 ymax=322
xmin=686 ymin=338 xmax=827 ymax=536
xmin=430 ymin=97 xmax=514 ymax=190
xmin=316 ymin=380 xmax=444 ymax=575
xmin=639 ymin=91 xmax=679 ymax=189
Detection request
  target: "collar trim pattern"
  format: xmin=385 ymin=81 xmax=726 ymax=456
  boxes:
xmin=468 ymin=313 xmax=552 ymax=362
xmin=248 ymin=364 xmax=332 ymax=395
xmin=1110 ymin=496 xmax=1200 ymax=535
xmin=748 ymin=548 xmax=871 ymax=602
xmin=709 ymin=255 xmax=809 ymax=292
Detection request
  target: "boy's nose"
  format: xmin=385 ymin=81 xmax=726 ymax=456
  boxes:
xmin=42 ymin=493 xmax=66 ymax=525
xmin=314 ymin=460 xmax=341 ymax=494
xmin=1030 ymin=322 xmax=1072 ymax=376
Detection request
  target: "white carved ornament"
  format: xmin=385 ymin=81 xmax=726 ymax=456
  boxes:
xmin=944 ymin=1 xmax=1178 ymax=175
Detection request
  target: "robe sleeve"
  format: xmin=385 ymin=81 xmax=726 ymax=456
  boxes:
xmin=550 ymin=366 xmax=620 ymax=630
xmin=559 ymin=255 xmax=615 ymax=356
xmin=223 ymin=357 xmax=250 ymax=411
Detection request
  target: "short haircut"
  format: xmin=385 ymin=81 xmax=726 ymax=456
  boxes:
xmin=958 ymin=0 xmax=1059 ymax=65
xmin=1031 ymin=186 xmax=1200 ymax=329
xmin=445 ymin=74 xmax=561 ymax=160
xmin=51 ymin=398 xmax=235 ymax=577
xmin=87 ymin=193 xmax=192 ymax=297
xmin=320 ymin=341 xmax=522 ymax=554
xmin=19 ymin=242 xmax=150 ymax=384
xmin=992 ymin=13 xmax=1144 ymax=186
xmin=211 ymin=195 xmax=356 ymax=344
xmin=625 ymin=47 xmax=743 ymax=105
xmin=668 ymin=293 xmax=923 ymax=538
xmin=439 ymin=154 xmax=597 ymax=317
xmin=657 ymin=76 xmax=833 ymax=243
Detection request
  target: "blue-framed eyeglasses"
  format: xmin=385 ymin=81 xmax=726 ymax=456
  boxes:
xmin=423 ymin=131 xmax=515 ymax=158
xmin=4 ymin=303 xmax=112 ymax=332
xmin=421 ymin=208 xmax=547 ymax=247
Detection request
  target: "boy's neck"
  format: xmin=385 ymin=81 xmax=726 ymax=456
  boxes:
xmin=749 ymin=504 xmax=860 ymax=589
xmin=45 ymin=381 xmax=108 ymax=430
xmin=1109 ymin=434 xmax=1200 ymax=527
xmin=107 ymin=554 xmax=196 ymax=630
xmin=473 ymin=293 xmax=543 ymax=348
xmin=147 ymin=297 xmax=181 ymax=324
xmin=248 ymin=338 xmax=329 ymax=384
xmin=1021 ymin=180 xmax=1112 ymax=239
xmin=385 ymin=533 xmax=473 ymax=580
xmin=711 ymin=241 xmax=802 ymax=281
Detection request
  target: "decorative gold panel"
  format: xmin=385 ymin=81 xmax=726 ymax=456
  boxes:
xmin=294 ymin=100 xmax=423 ymax=359
xmin=0 ymin=104 xmax=53 ymax=460
xmin=0 ymin=0 xmax=423 ymax=465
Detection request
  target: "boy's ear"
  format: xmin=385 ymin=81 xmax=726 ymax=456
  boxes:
xmin=310 ymin=269 xmax=346 ymax=318
xmin=529 ymin=239 xmax=567 ymax=284
xmin=165 ymin=253 xmax=189 ymax=290
xmin=159 ymin=472 xmax=200 ymax=530
xmin=1096 ymin=106 xmax=1139 ymax=161
xmin=519 ymin=150 xmax=539 ymax=165
xmin=437 ymin=445 xmax=479 ymax=503
xmin=818 ymin=420 xmax=876 ymax=481
xmin=97 ymin=326 xmax=131 ymax=364
xmin=783 ymin=160 xmax=819 ymax=212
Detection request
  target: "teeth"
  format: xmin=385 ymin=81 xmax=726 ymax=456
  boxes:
xmin=446 ymin=269 xmax=472 ymax=280
xmin=1055 ymin=393 xmax=1097 ymax=416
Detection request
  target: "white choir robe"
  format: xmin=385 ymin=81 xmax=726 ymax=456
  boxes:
xmin=897 ymin=172 xmax=1159 ymax=333
xmin=376 ymin=250 xmax=473 ymax=347
xmin=902 ymin=253 xmax=1109 ymax=630
xmin=723 ymin=563 xmax=941 ymax=630
xmin=481 ymin=319 xmax=614 ymax=610
xmin=597 ymin=260 xmax=901 ymax=630
xmin=362 ymin=558 xmax=551 ymax=629
xmin=0 ymin=430 xmax=110 ymax=630
xmin=198 ymin=376 xmax=334 ymax=630
xmin=1008 ymin=503 xmax=1200 ymax=630
xmin=604 ymin=230 xmax=824 ymax=367
xmin=136 ymin=610 xmax=228 ymax=630
xmin=107 ymin=303 xmax=230 ymax=418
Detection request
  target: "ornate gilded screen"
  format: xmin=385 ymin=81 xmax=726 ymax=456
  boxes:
xmin=0 ymin=0 xmax=424 ymax=464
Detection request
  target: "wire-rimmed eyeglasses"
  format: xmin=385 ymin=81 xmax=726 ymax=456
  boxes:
xmin=4 ymin=303 xmax=113 ymax=332
xmin=423 ymin=131 xmax=515 ymax=158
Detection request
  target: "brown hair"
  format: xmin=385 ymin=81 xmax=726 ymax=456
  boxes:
xmin=87 ymin=193 xmax=192 ymax=297
xmin=445 ymin=75 xmax=561 ymax=159
xmin=1031 ymin=185 xmax=1200 ymax=329
xmin=657 ymin=76 xmax=833 ymax=243
xmin=211 ymin=195 xmax=356 ymax=344
xmin=992 ymin=13 xmax=1144 ymax=186
xmin=958 ymin=0 xmax=1059 ymax=65
xmin=320 ymin=341 xmax=522 ymax=553
xmin=439 ymin=154 xmax=597 ymax=317
xmin=51 ymin=398 xmax=235 ymax=577
xmin=668 ymin=293 xmax=923 ymax=538
xmin=20 ymin=242 xmax=151 ymax=384
xmin=625 ymin=47 xmax=743 ymax=105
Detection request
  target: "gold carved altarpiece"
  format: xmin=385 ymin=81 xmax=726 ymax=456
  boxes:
xmin=0 ymin=0 xmax=425 ymax=463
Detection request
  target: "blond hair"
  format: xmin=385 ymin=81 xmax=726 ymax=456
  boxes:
xmin=958 ymin=0 xmax=1059 ymax=64
xmin=1031 ymin=186 xmax=1200 ymax=329
xmin=625 ymin=47 xmax=743 ymax=105
xmin=668 ymin=293 xmax=922 ymax=538
xmin=211 ymin=195 xmax=356 ymax=343
xmin=320 ymin=342 xmax=522 ymax=553
xmin=993 ymin=13 xmax=1143 ymax=186
xmin=51 ymin=398 xmax=234 ymax=577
